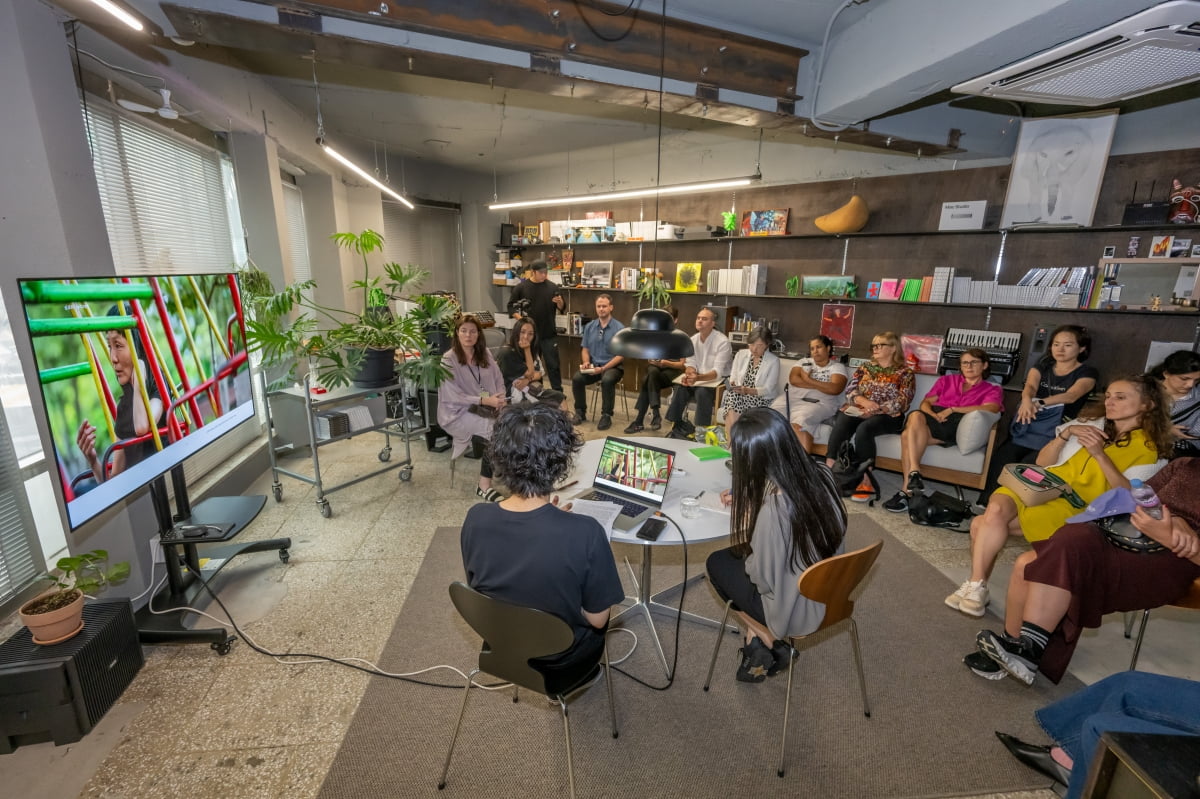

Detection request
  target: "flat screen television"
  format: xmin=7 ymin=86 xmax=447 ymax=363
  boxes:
xmin=17 ymin=274 xmax=254 ymax=530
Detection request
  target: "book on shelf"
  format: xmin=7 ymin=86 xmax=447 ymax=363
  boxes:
xmin=918 ymin=275 xmax=934 ymax=303
xmin=879 ymin=278 xmax=901 ymax=300
xmin=675 ymin=262 xmax=702 ymax=292
xmin=865 ymin=281 xmax=881 ymax=299
xmin=742 ymin=263 xmax=768 ymax=295
xmin=951 ymin=276 xmax=971 ymax=303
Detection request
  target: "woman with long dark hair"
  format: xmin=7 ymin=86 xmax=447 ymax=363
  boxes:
xmin=495 ymin=318 xmax=565 ymax=405
xmin=706 ymin=407 xmax=847 ymax=682
xmin=438 ymin=314 xmax=506 ymax=502
xmin=1149 ymin=349 xmax=1200 ymax=455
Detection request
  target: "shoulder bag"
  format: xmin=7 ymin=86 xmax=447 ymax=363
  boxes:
xmin=997 ymin=463 xmax=1086 ymax=509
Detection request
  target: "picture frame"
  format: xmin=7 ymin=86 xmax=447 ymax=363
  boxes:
xmin=1000 ymin=111 xmax=1118 ymax=228
xmin=580 ymin=260 xmax=613 ymax=287
xmin=1192 ymin=244 xmax=1200 ymax=258
xmin=1170 ymin=238 xmax=1192 ymax=258
xmin=674 ymin=262 xmax=702 ymax=292
xmin=801 ymin=275 xmax=858 ymax=298
xmin=819 ymin=303 xmax=855 ymax=349
xmin=739 ymin=208 xmax=789 ymax=236
xmin=1102 ymin=245 xmax=1116 ymax=258
xmin=1150 ymin=235 xmax=1174 ymax=258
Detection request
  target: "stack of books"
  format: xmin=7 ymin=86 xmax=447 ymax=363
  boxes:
xmin=315 ymin=411 xmax=351 ymax=440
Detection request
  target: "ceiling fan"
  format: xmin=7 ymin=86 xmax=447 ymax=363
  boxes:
xmin=117 ymin=87 xmax=187 ymax=120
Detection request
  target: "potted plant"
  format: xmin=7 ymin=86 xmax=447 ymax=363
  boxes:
xmin=635 ymin=271 xmax=673 ymax=310
xmin=19 ymin=550 xmax=130 ymax=645
xmin=241 ymin=229 xmax=458 ymax=390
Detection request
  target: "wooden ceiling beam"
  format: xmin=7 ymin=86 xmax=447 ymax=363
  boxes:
xmin=247 ymin=0 xmax=806 ymax=99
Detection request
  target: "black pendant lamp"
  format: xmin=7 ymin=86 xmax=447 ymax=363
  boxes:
xmin=609 ymin=308 xmax=694 ymax=360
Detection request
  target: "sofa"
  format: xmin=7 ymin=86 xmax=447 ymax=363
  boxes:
xmin=774 ymin=359 xmax=1001 ymax=491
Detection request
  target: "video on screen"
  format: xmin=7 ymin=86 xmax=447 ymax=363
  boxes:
xmin=19 ymin=274 xmax=253 ymax=530
xmin=594 ymin=438 xmax=674 ymax=502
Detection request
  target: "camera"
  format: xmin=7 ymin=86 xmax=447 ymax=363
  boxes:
xmin=512 ymin=298 xmax=533 ymax=316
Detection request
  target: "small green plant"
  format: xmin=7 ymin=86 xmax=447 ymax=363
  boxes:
xmin=28 ymin=550 xmax=130 ymax=613
xmin=241 ymin=229 xmax=457 ymax=389
xmin=635 ymin=272 xmax=672 ymax=309
xmin=785 ymin=275 xmax=801 ymax=297
xmin=721 ymin=211 xmax=738 ymax=235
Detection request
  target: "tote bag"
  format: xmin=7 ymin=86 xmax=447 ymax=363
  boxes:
xmin=1010 ymin=405 xmax=1064 ymax=449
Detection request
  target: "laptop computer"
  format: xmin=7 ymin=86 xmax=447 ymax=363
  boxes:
xmin=573 ymin=437 xmax=676 ymax=531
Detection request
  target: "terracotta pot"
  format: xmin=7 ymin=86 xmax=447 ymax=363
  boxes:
xmin=19 ymin=589 xmax=85 ymax=645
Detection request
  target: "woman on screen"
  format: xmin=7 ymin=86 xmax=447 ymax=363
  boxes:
xmin=706 ymin=407 xmax=847 ymax=683
xmin=75 ymin=321 xmax=165 ymax=486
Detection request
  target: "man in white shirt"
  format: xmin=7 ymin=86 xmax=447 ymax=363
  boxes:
xmin=665 ymin=307 xmax=732 ymax=439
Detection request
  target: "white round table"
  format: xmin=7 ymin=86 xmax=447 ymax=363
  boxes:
xmin=564 ymin=437 xmax=734 ymax=677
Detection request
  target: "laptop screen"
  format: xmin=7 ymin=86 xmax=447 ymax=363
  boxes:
xmin=592 ymin=437 xmax=675 ymax=505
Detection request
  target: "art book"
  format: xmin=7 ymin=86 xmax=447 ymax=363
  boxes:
xmin=865 ymin=281 xmax=881 ymax=299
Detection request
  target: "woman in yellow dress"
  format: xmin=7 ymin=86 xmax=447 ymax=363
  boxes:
xmin=945 ymin=375 xmax=1173 ymax=618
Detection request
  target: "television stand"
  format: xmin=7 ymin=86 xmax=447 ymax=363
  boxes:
xmin=136 ymin=469 xmax=291 ymax=654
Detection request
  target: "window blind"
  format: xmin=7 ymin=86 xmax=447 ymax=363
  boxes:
xmin=281 ymin=183 xmax=312 ymax=285
xmin=83 ymin=101 xmax=259 ymax=488
xmin=0 ymin=395 xmax=41 ymax=610
xmin=380 ymin=200 xmax=463 ymax=296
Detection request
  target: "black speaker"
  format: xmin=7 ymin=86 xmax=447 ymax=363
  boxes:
xmin=0 ymin=600 xmax=143 ymax=752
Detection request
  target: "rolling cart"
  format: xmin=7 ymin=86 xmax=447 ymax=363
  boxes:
xmin=261 ymin=372 xmax=416 ymax=517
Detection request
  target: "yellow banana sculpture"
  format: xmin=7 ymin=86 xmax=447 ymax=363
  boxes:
xmin=814 ymin=194 xmax=870 ymax=234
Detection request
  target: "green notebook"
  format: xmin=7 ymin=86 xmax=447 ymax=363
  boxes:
xmin=690 ymin=445 xmax=731 ymax=460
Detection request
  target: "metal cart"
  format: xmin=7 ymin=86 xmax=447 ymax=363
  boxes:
xmin=261 ymin=372 xmax=417 ymax=517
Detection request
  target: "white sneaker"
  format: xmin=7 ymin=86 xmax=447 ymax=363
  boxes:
xmin=945 ymin=580 xmax=988 ymax=616
xmin=958 ymin=581 xmax=990 ymax=617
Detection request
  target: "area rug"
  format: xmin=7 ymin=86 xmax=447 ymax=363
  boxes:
xmin=319 ymin=518 xmax=1082 ymax=798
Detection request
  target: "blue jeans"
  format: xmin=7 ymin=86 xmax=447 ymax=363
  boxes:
xmin=1036 ymin=671 xmax=1200 ymax=798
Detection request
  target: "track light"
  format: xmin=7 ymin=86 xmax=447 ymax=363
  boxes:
xmin=322 ymin=145 xmax=414 ymax=209
xmin=87 ymin=0 xmax=144 ymax=31
xmin=487 ymin=174 xmax=760 ymax=211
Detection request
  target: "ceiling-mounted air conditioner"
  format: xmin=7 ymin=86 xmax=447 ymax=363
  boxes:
xmin=951 ymin=0 xmax=1200 ymax=105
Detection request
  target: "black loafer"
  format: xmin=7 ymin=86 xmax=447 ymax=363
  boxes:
xmin=995 ymin=731 xmax=1070 ymax=785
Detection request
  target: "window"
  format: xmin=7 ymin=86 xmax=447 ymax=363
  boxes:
xmin=0 ymin=396 xmax=41 ymax=610
xmin=82 ymin=100 xmax=257 ymax=489
xmin=380 ymin=200 xmax=463 ymax=297
xmin=280 ymin=182 xmax=312 ymax=286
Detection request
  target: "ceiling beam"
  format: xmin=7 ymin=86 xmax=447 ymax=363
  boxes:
xmin=246 ymin=0 xmax=807 ymax=99
xmin=162 ymin=4 xmax=955 ymax=158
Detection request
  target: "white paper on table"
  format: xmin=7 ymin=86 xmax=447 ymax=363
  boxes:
xmin=569 ymin=499 xmax=623 ymax=539
xmin=698 ymin=493 xmax=730 ymax=515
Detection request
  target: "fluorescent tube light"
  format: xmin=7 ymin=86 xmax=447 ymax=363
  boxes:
xmin=323 ymin=145 xmax=415 ymax=209
xmin=87 ymin=0 xmax=144 ymax=31
xmin=487 ymin=175 xmax=759 ymax=211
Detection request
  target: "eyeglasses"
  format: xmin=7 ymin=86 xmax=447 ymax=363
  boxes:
xmin=870 ymin=343 xmax=893 ymax=349
xmin=959 ymin=359 xmax=983 ymax=366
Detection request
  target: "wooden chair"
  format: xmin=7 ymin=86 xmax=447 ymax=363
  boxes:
xmin=438 ymin=582 xmax=618 ymax=798
xmin=1124 ymin=576 xmax=1200 ymax=670
xmin=702 ymin=540 xmax=884 ymax=777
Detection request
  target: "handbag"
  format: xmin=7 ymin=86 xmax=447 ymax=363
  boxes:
xmin=1009 ymin=404 xmax=1064 ymax=449
xmin=998 ymin=463 xmax=1087 ymax=509
xmin=908 ymin=491 xmax=972 ymax=531
xmin=1096 ymin=514 xmax=1167 ymax=554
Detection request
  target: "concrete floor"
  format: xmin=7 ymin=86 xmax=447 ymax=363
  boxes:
xmin=2 ymin=395 xmax=1197 ymax=798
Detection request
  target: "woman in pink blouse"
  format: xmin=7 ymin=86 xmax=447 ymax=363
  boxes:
xmin=883 ymin=348 xmax=1003 ymax=513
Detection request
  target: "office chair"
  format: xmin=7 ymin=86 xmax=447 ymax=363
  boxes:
xmin=438 ymin=581 xmax=618 ymax=798
xmin=702 ymin=540 xmax=883 ymax=777
xmin=1123 ymin=576 xmax=1200 ymax=670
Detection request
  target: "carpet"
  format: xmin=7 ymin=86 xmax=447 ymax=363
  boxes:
xmin=318 ymin=518 xmax=1082 ymax=798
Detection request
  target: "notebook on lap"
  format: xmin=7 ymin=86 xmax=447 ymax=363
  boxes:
xmin=573 ymin=437 xmax=676 ymax=531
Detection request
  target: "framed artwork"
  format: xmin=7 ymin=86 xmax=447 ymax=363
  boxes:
xmin=1000 ymin=111 xmax=1118 ymax=228
xmin=820 ymin=303 xmax=855 ymax=349
xmin=739 ymin=208 xmax=789 ymax=236
xmin=1192 ymin=244 xmax=1200 ymax=258
xmin=674 ymin=262 xmax=702 ymax=292
xmin=580 ymin=260 xmax=613 ymax=287
xmin=1170 ymin=238 xmax=1192 ymax=257
xmin=1102 ymin=246 xmax=1116 ymax=258
xmin=801 ymin=275 xmax=857 ymax=298
xmin=1149 ymin=235 xmax=1173 ymax=258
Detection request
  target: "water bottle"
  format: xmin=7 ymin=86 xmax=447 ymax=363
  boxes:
xmin=1129 ymin=479 xmax=1163 ymax=520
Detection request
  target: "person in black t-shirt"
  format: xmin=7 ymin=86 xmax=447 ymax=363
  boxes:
xmin=507 ymin=261 xmax=565 ymax=390
xmin=460 ymin=402 xmax=623 ymax=681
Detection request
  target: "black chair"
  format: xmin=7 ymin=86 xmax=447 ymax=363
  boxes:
xmin=438 ymin=581 xmax=618 ymax=798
